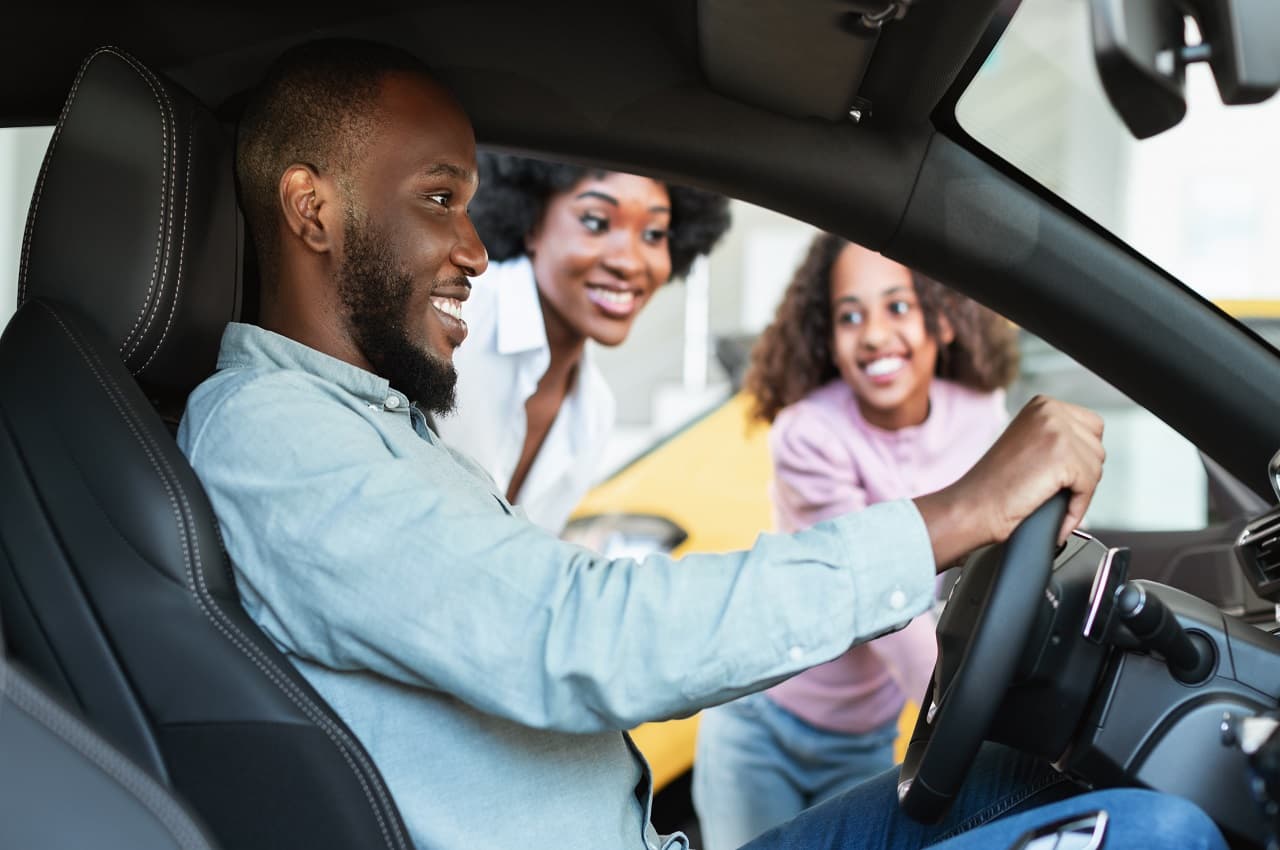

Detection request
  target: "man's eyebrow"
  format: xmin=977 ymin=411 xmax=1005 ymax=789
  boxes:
xmin=419 ymin=163 xmax=473 ymax=181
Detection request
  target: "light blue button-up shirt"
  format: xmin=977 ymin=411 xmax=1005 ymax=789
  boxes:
xmin=177 ymin=323 xmax=936 ymax=850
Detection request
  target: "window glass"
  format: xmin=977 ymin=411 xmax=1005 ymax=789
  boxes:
xmin=0 ymin=126 xmax=54 ymax=325
xmin=957 ymin=0 xmax=1280 ymax=311
xmin=1010 ymin=331 xmax=1208 ymax=531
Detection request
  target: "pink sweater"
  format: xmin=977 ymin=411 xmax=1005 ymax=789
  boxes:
xmin=765 ymin=378 xmax=1007 ymax=733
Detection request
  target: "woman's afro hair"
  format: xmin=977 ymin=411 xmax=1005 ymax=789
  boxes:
xmin=470 ymin=152 xmax=732 ymax=280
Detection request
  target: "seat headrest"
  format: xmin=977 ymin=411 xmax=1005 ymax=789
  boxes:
xmin=18 ymin=47 xmax=241 ymax=411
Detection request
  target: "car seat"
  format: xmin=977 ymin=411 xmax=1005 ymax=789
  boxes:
xmin=0 ymin=46 xmax=413 ymax=850
xmin=0 ymin=611 xmax=219 ymax=850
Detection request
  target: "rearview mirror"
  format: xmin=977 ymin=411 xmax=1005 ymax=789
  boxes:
xmin=1091 ymin=0 xmax=1280 ymax=139
xmin=1091 ymin=0 xmax=1187 ymax=139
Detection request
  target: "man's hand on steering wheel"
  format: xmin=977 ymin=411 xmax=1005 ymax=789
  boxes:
xmin=915 ymin=395 xmax=1105 ymax=571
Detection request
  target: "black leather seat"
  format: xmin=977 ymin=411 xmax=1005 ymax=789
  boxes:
xmin=0 ymin=635 xmax=219 ymax=850
xmin=0 ymin=47 xmax=412 ymax=850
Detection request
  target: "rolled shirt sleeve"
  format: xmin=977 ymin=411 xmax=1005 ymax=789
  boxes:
xmin=182 ymin=370 xmax=937 ymax=734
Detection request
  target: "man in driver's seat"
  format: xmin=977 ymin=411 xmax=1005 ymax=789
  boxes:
xmin=177 ymin=39 xmax=1227 ymax=850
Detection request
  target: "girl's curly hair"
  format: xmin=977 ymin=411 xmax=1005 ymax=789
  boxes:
xmin=745 ymin=232 xmax=1020 ymax=424
xmin=471 ymin=151 xmax=732 ymax=280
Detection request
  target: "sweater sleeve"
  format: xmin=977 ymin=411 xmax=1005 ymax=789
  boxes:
xmin=769 ymin=405 xmax=868 ymax=533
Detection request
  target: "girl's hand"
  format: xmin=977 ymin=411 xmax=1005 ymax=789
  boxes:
xmin=914 ymin=395 xmax=1104 ymax=570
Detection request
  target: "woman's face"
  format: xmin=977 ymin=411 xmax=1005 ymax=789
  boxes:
xmin=526 ymin=172 xmax=673 ymax=347
xmin=829 ymin=243 xmax=952 ymax=430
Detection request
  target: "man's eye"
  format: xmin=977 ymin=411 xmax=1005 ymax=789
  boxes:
xmin=580 ymin=213 xmax=608 ymax=234
xmin=422 ymin=192 xmax=451 ymax=208
xmin=643 ymin=227 xmax=669 ymax=245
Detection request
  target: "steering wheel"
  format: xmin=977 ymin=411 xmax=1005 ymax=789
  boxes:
xmin=897 ymin=491 xmax=1068 ymax=823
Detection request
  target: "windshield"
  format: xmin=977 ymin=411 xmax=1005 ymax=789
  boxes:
xmin=956 ymin=0 xmax=1280 ymax=315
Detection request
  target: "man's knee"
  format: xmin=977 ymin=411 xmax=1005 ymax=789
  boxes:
xmin=1095 ymin=789 xmax=1225 ymax=850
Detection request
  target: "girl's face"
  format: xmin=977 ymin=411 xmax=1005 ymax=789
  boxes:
xmin=829 ymin=243 xmax=953 ymax=430
xmin=526 ymin=172 xmax=672 ymax=348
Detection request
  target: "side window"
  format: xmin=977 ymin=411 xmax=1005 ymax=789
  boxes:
xmin=0 ymin=126 xmax=55 ymax=327
xmin=1010 ymin=331 xmax=1210 ymax=532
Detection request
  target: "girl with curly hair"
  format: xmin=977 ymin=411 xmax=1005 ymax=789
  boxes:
xmin=435 ymin=153 xmax=731 ymax=531
xmin=693 ymin=233 xmax=1019 ymax=850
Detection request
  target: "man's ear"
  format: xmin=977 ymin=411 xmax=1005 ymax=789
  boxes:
xmin=279 ymin=164 xmax=337 ymax=255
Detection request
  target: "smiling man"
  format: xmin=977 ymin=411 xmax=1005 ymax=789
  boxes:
xmin=177 ymin=39 xmax=1225 ymax=850
xmin=233 ymin=43 xmax=483 ymax=416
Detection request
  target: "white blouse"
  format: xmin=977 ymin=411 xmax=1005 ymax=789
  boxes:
xmin=435 ymin=256 xmax=616 ymax=533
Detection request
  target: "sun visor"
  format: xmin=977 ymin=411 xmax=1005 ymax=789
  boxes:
xmin=698 ymin=0 xmax=915 ymax=122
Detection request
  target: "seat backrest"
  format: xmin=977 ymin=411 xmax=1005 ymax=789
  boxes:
xmin=0 ymin=47 xmax=412 ymax=850
xmin=0 ymin=647 xmax=219 ymax=850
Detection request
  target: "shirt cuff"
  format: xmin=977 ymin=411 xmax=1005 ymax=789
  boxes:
xmin=826 ymin=499 xmax=936 ymax=643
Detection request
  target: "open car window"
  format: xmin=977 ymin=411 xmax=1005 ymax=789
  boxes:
xmin=956 ymin=0 xmax=1280 ymax=323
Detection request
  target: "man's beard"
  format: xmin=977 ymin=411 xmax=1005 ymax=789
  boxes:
xmin=337 ymin=214 xmax=458 ymax=416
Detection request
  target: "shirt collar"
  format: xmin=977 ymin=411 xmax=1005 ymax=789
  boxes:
xmin=216 ymin=322 xmax=408 ymax=411
xmin=494 ymin=255 xmax=550 ymax=357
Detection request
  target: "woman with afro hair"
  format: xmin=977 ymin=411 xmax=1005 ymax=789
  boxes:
xmin=693 ymin=233 xmax=1020 ymax=850
xmin=435 ymin=152 xmax=731 ymax=532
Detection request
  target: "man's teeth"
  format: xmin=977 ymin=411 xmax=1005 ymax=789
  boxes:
xmin=431 ymin=296 xmax=463 ymax=321
xmin=863 ymin=356 xmax=906 ymax=377
xmin=590 ymin=287 xmax=635 ymax=306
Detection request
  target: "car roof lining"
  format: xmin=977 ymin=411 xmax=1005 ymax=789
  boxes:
xmin=3 ymin=1 xmax=1002 ymax=250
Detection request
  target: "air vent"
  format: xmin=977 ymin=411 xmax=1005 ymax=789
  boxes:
xmin=1236 ymin=506 xmax=1280 ymax=602
xmin=1257 ymin=537 xmax=1280 ymax=582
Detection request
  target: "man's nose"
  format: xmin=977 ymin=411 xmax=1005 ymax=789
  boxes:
xmin=453 ymin=216 xmax=489 ymax=278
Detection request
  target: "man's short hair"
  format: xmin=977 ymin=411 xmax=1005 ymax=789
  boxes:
xmin=235 ymin=39 xmax=433 ymax=280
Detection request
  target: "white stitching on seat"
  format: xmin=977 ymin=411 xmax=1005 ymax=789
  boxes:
xmin=137 ymin=109 xmax=192 ymax=376
xmin=37 ymin=302 xmax=407 ymax=850
xmin=5 ymin=670 xmax=214 ymax=850
xmin=112 ymin=50 xmax=174 ymax=363
xmin=16 ymin=47 xmax=169 ymax=356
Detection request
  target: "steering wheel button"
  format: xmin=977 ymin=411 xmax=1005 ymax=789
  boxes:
xmin=889 ymin=589 xmax=907 ymax=610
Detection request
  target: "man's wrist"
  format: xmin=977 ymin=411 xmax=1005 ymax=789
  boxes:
xmin=914 ymin=486 xmax=991 ymax=572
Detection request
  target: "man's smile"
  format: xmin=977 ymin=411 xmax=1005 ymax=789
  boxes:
xmin=429 ymin=280 xmax=471 ymax=346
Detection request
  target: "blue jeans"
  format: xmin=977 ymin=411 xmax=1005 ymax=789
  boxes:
xmin=694 ymin=693 xmax=900 ymax=850
xmin=693 ymin=696 xmax=1227 ymax=850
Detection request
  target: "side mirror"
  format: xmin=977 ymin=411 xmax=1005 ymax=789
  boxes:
xmin=1091 ymin=0 xmax=1280 ymax=139
xmin=561 ymin=512 xmax=689 ymax=560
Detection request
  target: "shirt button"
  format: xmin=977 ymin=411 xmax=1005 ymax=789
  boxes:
xmin=889 ymin=589 xmax=907 ymax=610
xmin=384 ymin=395 xmax=401 ymax=410
xmin=788 ymin=646 xmax=804 ymax=662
